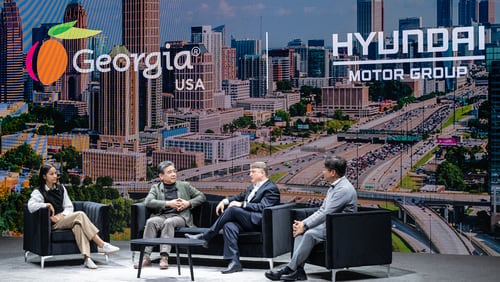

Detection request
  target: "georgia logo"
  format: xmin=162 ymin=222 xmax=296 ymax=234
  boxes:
xmin=26 ymin=21 xmax=101 ymax=85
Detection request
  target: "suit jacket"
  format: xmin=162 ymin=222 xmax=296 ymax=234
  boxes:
xmin=228 ymin=179 xmax=280 ymax=225
xmin=303 ymin=176 xmax=357 ymax=229
xmin=144 ymin=181 xmax=206 ymax=227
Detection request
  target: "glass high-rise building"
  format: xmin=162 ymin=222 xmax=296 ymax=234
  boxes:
xmin=231 ymin=37 xmax=261 ymax=80
xmin=459 ymin=0 xmax=478 ymax=26
xmin=479 ymin=0 xmax=495 ymax=25
xmin=486 ymin=46 xmax=500 ymax=231
xmin=191 ymin=25 xmax=223 ymax=92
xmin=62 ymin=0 xmax=89 ymax=101
xmin=356 ymin=0 xmax=384 ymax=58
xmin=437 ymin=0 xmax=453 ymax=27
xmin=122 ymin=0 xmax=161 ymax=130
xmin=0 ymin=0 xmax=24 ymax=102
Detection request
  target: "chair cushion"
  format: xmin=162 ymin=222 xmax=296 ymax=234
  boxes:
xmin=51 ymin=229 xmax=75 ymax=242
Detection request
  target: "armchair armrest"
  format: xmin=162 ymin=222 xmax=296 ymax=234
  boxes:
xmin=261 ymin=203 xmax=296 ymax=258
xmin=82 ymin=201 xmax=110 ymax=242
xmin=131 ymin=203 xmax=147 ymax=240
xmin=23 ymin=204 xmax=51 ymax=256
xmin=326 ymin=209 xmax=392 ymax=269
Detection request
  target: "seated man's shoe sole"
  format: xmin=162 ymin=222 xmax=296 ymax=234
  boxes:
xmin=221 ymin=262 xmax=242 ymax=274
xmin=265 ymin=267 xmax=292 ymax=281
xmin=280 ymin=269 xmax=308 ymax=281
xmin=185 ymin=233 xmax=208 ymax=248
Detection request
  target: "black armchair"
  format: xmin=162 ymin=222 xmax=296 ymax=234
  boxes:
xmin=131 ymin=197 xmax=295 ymax=269
xmin=23 ymin=201 xmax=110 ymax=268
xmin=292 ymin=207 xmax=392 ymax=282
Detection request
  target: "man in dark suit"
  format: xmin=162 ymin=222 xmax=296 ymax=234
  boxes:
xmin=186 ymin=161 xmax=280 ymax=274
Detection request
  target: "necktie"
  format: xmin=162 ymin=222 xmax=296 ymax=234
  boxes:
xmin=247 ymin=184 xmax=259 ymax=202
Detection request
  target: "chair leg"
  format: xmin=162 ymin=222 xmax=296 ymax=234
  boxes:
xmin=386 ymin=264 xmax=391 ymax=277
xmin=268 ymin=258 xmax=274 ymax=269
xmin=24 ymin=251 xmax=30 ymax=262
xmin=132 ymin=251 xmax=135 ymax=263
xmin=104 ymin=254 xmax=109 ymax=264
xmin=331 ymin=269 xmax=338 ymax=282
xmin=40 ymin=256 xmax=53 ymax=269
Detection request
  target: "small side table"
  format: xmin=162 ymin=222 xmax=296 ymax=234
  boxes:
xmin=130 ymin=237 xmax=206 ymax=281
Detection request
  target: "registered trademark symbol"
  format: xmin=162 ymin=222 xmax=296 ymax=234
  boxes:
xmin=191 ymin=47 xmax=201 ymax=57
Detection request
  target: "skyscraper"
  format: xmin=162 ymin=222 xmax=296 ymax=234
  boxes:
xmin=479 ymin=0 xmax=495 ymax=25
xmin=357 ymin=0 xmax=384 ymax=58
xmin=357 ymin=0 xmax=384 ymax=37
xmin=90 ymin=45 xmax=139 ymax=151
xmin=231 ymin=37 xmax=261 ymax=80
xmin=61 ymin=0 xmax=89 ymax=101
xmin=0 ymin=0 xmax=23 ymax=102
xmin=191 ymin=25 xmax=223 ymax=92
xmin=486 ymin=46 xmax=500 ymax=231
xmin=437 ymin=0 xmax=453 ymax=27
xmin=459 ymin=0 xmax=478 ymax=26
xmin=122 ymin=0 xmax=161 ymax=130
xmin=173 ymin=44 xmax=214 ymax=109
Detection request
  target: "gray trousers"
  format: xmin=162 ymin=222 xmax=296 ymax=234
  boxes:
xmin=288 ymin=223 xmax=326 ymax=270
xmin=52 ymin=211 xmax=99 ymax=257
xmin=143 ymin=213 xmax=186 ymax=255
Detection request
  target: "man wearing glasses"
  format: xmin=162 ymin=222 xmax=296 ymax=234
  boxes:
xmin=186 ymin=161 xmax=280 ymax=274
xmin=134 ymin=161 xmax=206 ymax=270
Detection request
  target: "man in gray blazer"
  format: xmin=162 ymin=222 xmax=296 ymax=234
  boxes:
xmin=265 ymin=155 xmax=357 ymax=281
xmin=134 ymin=161 xmax=206 ymax=270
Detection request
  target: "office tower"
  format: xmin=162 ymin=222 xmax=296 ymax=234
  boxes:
xmin=0 ymin=0 xmax=23 ymax=102
xmin=60 ymin=0 xmax=89 ymax=101
xmin=191 ymin=25 xmax=223 ymax=91
xmin=231 ymin=37 xmax=261 ymax=79
xmin=459 ymin=0 xmax=478 ymax=26
xmin=221 ymin=46 xmax=237 ymax=81
xmin=90 ymin=45 xmax=139 ymax=151
xmin=479 ymin=0 xmax=495 ymax=25
xmin=357 ymin=0 xmax=384 ymax=37
xmin=31 ymin=23 xmax=59 ymax=92
xmin=239 ymin=54 xmax=271 ymax=97
xmin=160 ymin=40 xmax=186 ymax=94
xmin=122 ymin=0 xmax=161 ymax=130
xmin=437 ymin=0 xmax=453 ymax=27
xmin=399 ymin=17 xmax=422 ymax=31
xmin=486 ymin=46 xmax=500 ymax=232
xmin=269 ymin=48 xmax=294 ymax=82
xmin=287 ymin=38 xmax=307 ymax=77
xmin=357 ymin=0 xmax=384 ymax=58
xmin=173 ymin=44 xmax=214 ymax=110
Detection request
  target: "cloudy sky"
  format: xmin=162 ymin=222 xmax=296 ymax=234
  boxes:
xmin=12 ymin=0 xmax=500 ymax=51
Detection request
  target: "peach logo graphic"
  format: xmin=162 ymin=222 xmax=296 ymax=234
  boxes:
xmin=26 ymin=21 xmax=101 ymax=85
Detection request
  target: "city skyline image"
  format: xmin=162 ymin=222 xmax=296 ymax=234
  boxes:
xmin=1 ymin=0 xmax=499 ymax=269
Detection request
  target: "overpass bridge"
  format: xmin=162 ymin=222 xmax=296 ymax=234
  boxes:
xmin=338 ymin=129 xmax=423 ymax=143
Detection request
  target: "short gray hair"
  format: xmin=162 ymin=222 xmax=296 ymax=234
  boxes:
xmin=158 ymin=161 xmax=175 ymax=175
xmin=324 ymin=155 xmax=347 ymax=176
xmin=250 ymin=161 xmax=268 ymax=175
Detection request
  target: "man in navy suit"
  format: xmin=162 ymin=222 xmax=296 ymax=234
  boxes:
xmin=186 ymin=161 xmax=280 ymax=274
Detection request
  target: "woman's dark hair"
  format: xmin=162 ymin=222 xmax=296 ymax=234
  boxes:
xmin=324 ymin=155 xmax=347 ymax=177
xmin=37 ymin=163 xmax=55 ymax=191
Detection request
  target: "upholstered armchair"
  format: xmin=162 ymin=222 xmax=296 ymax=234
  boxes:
xmin=291 ymin=207 xmax=393 ymax=282
xmin=23 ymin=201 xmax=110 ymax=268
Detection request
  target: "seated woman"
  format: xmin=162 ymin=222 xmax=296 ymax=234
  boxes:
xmin=27 ymin=163 xmax=120 ymax=269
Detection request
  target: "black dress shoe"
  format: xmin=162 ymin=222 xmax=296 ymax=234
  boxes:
xmin=184 ymin=233 xmax=208 ymax=247
xmin=221 ymin=261 xmax=242 ymax=274
xmin=280 ymin=267 xmax=307 ymax=281
xmin=265 ymin=266 xmax=292 ymax=281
